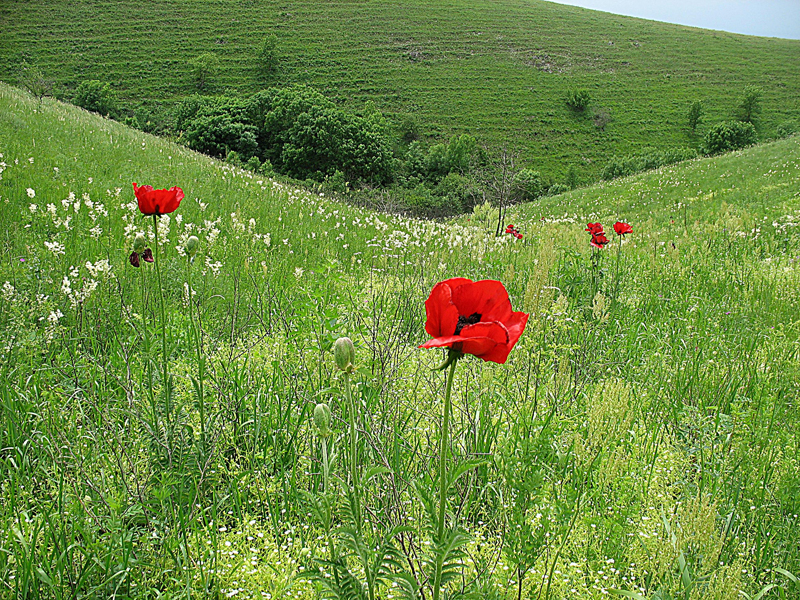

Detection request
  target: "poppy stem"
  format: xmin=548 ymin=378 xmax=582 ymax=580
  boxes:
xmin=613 ymin=233 xmax=622 ymax=309
xmin=186 ymin=254 xmax=206 ymax=462
xmin=433 ymin=350 xmax=459 ymax=600
xmin=152 ymin=214 xmax=170 ymax=423
xmin=344 ymin=370 xmax=361 ymax=532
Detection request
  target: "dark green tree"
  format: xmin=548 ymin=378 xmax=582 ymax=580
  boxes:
xmin=736 ymin=85 xmax=762 ymax=124
xmin=188 ymin=52 xmax=221 ymax=90
xmin=688 ymin=100 xmax=704 ymax=131
xmin=258 ymin=34 xmax=279 ymax=81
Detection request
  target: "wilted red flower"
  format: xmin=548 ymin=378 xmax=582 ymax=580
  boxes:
xmin=129 ymin=252 xmax=140 ymax=268
xmin=613 ymin=221 xmax=633 ymax=236
xmin=141 ymin=247 xmax=154 ymax=263
xmin=133 ymin=182 xmax=184 ymax=216
xmin=420 ymin=278 xmax=529 ymax=364
xmin=590 ymin=233 xmax=610 ymax=248
xmin=586 ymin=222 xmax=604 ymax=234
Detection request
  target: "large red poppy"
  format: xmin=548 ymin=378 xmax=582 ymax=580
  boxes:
xmin=133 ymin=182 xmax=184 ymax=216
xmin=420 ymin=278 xmax=529 ymax=364
xmin=590 ymin=232 xmax=610 ymax=248
xmin=613 ymin=221 xmax=633 ymax=236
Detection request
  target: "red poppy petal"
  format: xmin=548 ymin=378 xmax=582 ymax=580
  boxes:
xmin=440 ymin=277 xmax=472 ymax=290
xmin=424 ymin=281 xmax=461 ymax=338
xmin=420 ymin=334 xmax=498 ymax=357
xmin=452 ymin=280 xmax=513 ymax=323
xmin=459 ymin=321 xmax=509 ymax=344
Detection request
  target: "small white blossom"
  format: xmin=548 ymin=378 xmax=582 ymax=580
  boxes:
xmin=26 ymin=188 xmax=35 ymax=198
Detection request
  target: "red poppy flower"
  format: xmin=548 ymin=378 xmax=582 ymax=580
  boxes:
xmin=586 ymin=222 xmax=604 ymax=234
xmin=613 ymin=221 xmax=633 ymax=236
xmin=420 ymin=278 xmax=529 ymax=364
xmin=133 ymin=182 xmax=184 ymax=216
xmin=590 ymin=233 xmax=610 ymax=248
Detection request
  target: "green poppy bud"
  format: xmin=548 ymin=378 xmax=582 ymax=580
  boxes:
xmin=334 ymin=337 xmax=356 ymax=373
xmin=313 ymin=402 xmax=331 ymax=438
xmin=133 ymin=233 xmax=146 ymax=253
xmin=186 ymin=235 xmax=200 ymax=257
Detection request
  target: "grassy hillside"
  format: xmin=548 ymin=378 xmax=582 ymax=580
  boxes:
xmin=1 ymin=0 xmax=799 ymax=183
xmin=2 ymin=84 xmax=800 ymax=599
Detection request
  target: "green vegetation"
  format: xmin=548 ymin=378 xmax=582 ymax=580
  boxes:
xmin=2 ymin=0 xmax=799 ymax=183
xmin=703 ymin=120 xmax=758 ymax=155
xmin=3 ymin=82 xmax=800 ymax=599
xmin=74 ymin=79 xmax=117 ymax=116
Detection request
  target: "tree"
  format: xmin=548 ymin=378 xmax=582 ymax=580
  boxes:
xmin=74 ymin=80 xmax=117 ymax=116
xmin=474 ymin=147 xmax=519 ymax=236
xmin=736 ymin=85 xmax=762 ymax=124
xmin=188 ymin=52 xmax=221 ymax=90
xmin=258 ymin=34 xmax=279 ymax=81
xmin=19 ymin=61 xmax=52 ymax=101
xmin=687 ymin=100 xmax=704 ymax=131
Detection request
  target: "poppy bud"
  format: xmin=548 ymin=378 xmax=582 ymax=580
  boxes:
xmin=133 ymin=233 xmax=146 ymax=253
xmin=313 ymin=402 xmax=331 ymax=438
xmin=334 ymin=337 xmax=356 ymax=373
xmin=186 ymin=235 xmax=200 ymax=257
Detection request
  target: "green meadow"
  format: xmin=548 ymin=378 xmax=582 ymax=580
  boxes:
xmin=2 ymin=79 xmax=800 ymax=599
xmin=1 ymin=0 xmax=799 ymax=182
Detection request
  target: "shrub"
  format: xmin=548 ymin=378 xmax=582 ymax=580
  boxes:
xmin=602 ymin=147 xmax=698 ymax=180
xmin=547 ymin=183 xmax=570 ymax=196
xmin=566 ymin=89 xmax=591 ymax=112
xmin=687 ymin=100 xmax=704 ymax=131
xmin=435 ymin=172 xmax=474 ymax=212
xmin=736 ymin=85 xmax=762 ymax=124
xmin=593 ymin=108 xmax=611 ymax=131
xmin=776 ymin=121 xmax=796 ymax=139
xmin=177 ymin=96 xmax=259 ymax=160
xmin=513 ymin=169 xmax=545 ymax=202
xmin=188 ymin=52 xmax=220 ymax=90
xmin=74 ymin=80 xmax=117 ymax=116
xmin=703 ymin=121 xmax=757 ymax=155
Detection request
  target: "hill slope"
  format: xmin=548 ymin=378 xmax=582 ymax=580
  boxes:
xmin=1 ymin=0 xmax=799 ymax=183
xmin=2 ymin=84 xmax=800 ymax=598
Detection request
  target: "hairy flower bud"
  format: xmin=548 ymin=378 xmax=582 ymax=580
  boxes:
xmin=334 ymin=337 xmax=356 ymax=373
xmin=313 ymin=403 xmax=331 ymax=438
xmin=133 ymin=233 xmax=146 ymax=253
xmin=186 ymin=235 xmax=200 ymax=257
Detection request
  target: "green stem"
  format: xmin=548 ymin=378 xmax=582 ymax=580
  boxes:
xmin=152 ymin=214 xmax=170 ymax=421
xmin=344 ymin=371 xmax=361 ymax=530
xmin=141 ymin=257 xmax=157 ymax=425
xmin=186 ymin=255 xmax=206 ymax=459
xmin=612 ymin=234 xmax=622 ymax=309
xmin=433 ymin=352 xmax=459 ymax=600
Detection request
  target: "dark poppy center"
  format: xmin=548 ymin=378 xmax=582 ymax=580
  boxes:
xmin=454 ymin=312 xmax=482 ymax=335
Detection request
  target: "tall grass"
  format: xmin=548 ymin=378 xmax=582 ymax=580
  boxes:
xmin=1 ymin=84 xmax=799 ymax=598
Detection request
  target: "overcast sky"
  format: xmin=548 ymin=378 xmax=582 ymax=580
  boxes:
xmin=544 ymin=0 xmax=800 ymax=40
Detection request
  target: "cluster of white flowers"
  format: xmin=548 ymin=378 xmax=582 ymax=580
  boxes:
xmin=85 ymin=259 xmax=113 ymax=279
xmin=44 ymin=241 xmax=66 ymax=256
xmin=1 ymin=281 xmax=15 ymax=302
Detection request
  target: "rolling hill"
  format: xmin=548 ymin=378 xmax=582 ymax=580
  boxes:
xmin=1 ymin=0 xmax=799 ymax=184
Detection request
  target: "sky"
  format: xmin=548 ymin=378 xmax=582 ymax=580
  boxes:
xmin=544 ymin=0 xmax=800 ymax=40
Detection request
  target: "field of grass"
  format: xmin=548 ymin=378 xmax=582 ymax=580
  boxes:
xmin=2 ymin=83 xmax=800 ymax=599
xmin=1 ymin=0 xmax=799 ymax=183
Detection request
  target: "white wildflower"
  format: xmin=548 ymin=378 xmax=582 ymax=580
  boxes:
xmin=1 ymin=282 xmax=15 ymax=302
xmin=44 ymin=241 xmax=66 ymax=256
xmin=26 ymin=188 xmax=35 ymax=198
